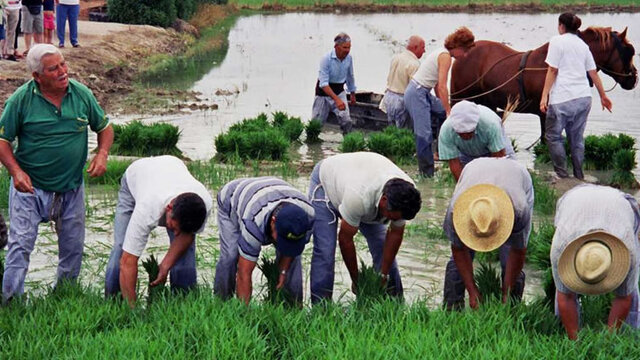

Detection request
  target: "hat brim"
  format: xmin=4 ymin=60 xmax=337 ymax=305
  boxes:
xmin=452 ymin=184 xmax=514 ymax=252
xmin=275 ymin=236 xmax=307 ymax=258
xmin=558 ymin=231 xmax=630 ymax=295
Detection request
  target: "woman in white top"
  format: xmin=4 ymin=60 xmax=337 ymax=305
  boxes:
xmin=540 ymin=13 xmax=612 ymax=180
xmin=404 ymin=27 xmax=475 ymax=177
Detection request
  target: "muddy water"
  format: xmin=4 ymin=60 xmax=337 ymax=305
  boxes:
xmin=27 ymin=12 xmax=640 ymax=304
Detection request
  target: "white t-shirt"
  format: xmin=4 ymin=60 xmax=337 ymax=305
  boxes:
xmin=412 ymin=48 xmax=448 ymax=89
xmin=122 ymin=156 xmax=213 ymax=257
xmin=58 ymin=0 xmax=79 ymax=5
xmin=5 ymin=0 xmax=22 ymax=10
xmin=319 ymin=152 xmax=415 ymax=227
xmin=545 ymin=33 xmax=597 ymax=105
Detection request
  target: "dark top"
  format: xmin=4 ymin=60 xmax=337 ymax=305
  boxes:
xmin=23 ymin=0 xmax=44 ymax=7
xmin=44 ymin=0 xmax=55 ymax=11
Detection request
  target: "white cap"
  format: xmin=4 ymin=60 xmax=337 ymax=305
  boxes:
xmin=449 ymin=100 xmax=480 ymax=133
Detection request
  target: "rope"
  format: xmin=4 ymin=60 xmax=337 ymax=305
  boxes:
xmin=450 ymin=67 xmax=546 ymax=102
xmin=604 ymin=82 xmax=618 ymax=92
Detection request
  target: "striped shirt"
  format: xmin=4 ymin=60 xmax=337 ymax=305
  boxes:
xmin=217 ymin=177 xmax=315 ymax=262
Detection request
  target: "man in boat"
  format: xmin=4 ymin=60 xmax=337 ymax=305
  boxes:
xmin=308 ymin=152 xmax=421 ymax=304
xmin=438 ymin=100 xmax=514 ymax=182
xmin=312 ymin=32 xmax=356 ymax=135
xmin=0 ymin=44 xmax=113 ymax=303
xmin=551 ymin=184 xmax=639 ymax=340
xmin=381 ymin=35 xmax=425 ymax=129
xmin=442 ymin=157 xmax=532 ymax=310
xmin=214 ymin=177 xmax=314 ymax=305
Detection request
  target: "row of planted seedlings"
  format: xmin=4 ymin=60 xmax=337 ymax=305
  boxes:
xmin=533 ymin=133 xmax=638 ymax=188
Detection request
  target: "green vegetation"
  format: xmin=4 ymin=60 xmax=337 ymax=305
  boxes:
xmin=84 ymin=159 xmax=133 ymax=187
xmin=305 ymin=119 xmax=323 ymax=144
xmin=214 ymin=113 xmax=304 ymax=161
xmin=356 ymin=261 xmax=389 ymax=306
xmin=474 ymin=262 xmax=502 ymax=302
xmin=112 ymin=121 xmax=183 ymax=157
xmin=141 ymin=255 xmax=167 ymax=304
xmin=107 ymin=0 xmax=227 ymax=27
xmin=3 ymin=283 xmax=640 ymax=358
xmin=0 ymin=169 xmax=9 ymax=209
xmin=229 ymin=0 xmax=640 ymax=8
xmin=530 ymin=172 xmax=558 ymax=216
xmin=611 ymin=149 xmax=637 ymax=188
xmin=339 ymin=131 xmax=367 ymax=153
xmin=257 ymin=256 xmax=297 ymax=307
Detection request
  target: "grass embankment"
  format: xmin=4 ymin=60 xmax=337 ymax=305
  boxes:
xmin=1 ymin=283 xmax=639 ymax=358
xmin=229 ymin=0 xmax=640 ymax=11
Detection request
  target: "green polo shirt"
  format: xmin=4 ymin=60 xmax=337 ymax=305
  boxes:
xmin=438 ymin=105 xmax=506 ymax=161
xmin=0 ymin=79 xmax=109 ymax=192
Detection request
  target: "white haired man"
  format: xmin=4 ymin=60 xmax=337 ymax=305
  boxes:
xmin=0 ymin=43 xmax=113 ymax=303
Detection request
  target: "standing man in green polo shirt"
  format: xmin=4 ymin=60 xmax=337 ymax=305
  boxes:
xmin=0 ymin=44 xmax=113 ymax=303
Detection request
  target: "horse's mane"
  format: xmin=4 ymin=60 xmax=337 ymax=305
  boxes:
xmin=581 ymin=26 xmax=631 ymax=47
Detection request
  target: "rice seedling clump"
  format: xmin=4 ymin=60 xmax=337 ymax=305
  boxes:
xmin=356 ymin=261 xmax=389 ymax=306
xmin=257 ymin=256 xmax=297 ymax=307
xmin=305 ymin=119 xmax=323 ymax=143
xmin=339 ymin=131 xmax=366 ymax=153
xmin=112 ymin=121 xmax=183 ymax=157
xmin=142 ymin=255 xmax=167 ymax=304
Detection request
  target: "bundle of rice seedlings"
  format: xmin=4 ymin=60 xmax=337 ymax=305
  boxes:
xmin=305 ymin=119 xmax=323 ymax=143
xmin=474 ymin=261 xmax=502 ymax=303
xmin=355 ymin=261 xmax=388 ymax=306
xmin=257 ymin=255 xmax=296 ymax=307
xmin=527 ymin=222 xmax=555 ymax=271
xmin=366 ymin=132 xmax=395 ymax=158
xmin=340 ymin=132 xmax=366 ymax=153
xmin=272 ymin=112 xmax=304 ymax=142
xmin=610 ymin=149 xmax=638 ymax=188
xmin=516 ymin=297 xmax=561 ymax=335
xmin=112 ymin=121 xmax=183 ymax=157
xmin=142 ymin=255 xmax=166 ymax=304
xmin=366 ymin=127 xmax=416 ymax=163
xmin=582 ymin=293 xmax=615 ymax=327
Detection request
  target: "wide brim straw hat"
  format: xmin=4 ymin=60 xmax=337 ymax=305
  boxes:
xmin=452 ymin=184 xmax=514 ymax=252
xmin=558 ymin=231 xmax=630 ymax=295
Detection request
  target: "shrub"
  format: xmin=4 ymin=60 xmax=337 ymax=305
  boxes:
xmin=107 ymin=0 xmax=177 ymax=27
xmin=305 ymin=119 xmax=323 ymax=143
xmin=340 ymin=132 xmax=366 ymax=153
xmin=112 ymin=121 xmax=182 ymax=157
xmin=257 ymin=256 xmax=296 ymax=307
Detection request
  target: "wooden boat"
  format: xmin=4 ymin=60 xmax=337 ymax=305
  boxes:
xmin=326 ymin=91 xmax=389 ymax=131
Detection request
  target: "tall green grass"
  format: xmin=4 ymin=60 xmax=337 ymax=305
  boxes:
xmin=355 ymin=261 xmax=389 ymax=306
xmin=257 ymin=256 xmax=297 ymax=307
xmin=112 ymin=121 xmax=183 ymax=157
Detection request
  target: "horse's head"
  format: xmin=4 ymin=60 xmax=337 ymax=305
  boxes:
xmin=581 ymin=27 xmax=638 ymax=90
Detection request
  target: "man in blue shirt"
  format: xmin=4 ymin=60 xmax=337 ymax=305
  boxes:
xmin=312 ymin=32 xmax=356 ymax=134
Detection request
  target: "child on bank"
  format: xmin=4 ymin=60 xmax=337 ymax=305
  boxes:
xmin=43 ymin=0 xmax=54 ymax=44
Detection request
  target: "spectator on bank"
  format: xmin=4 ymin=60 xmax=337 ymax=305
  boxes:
xmin=55 ymin=0 xmax=78 ymax=48
xmin=21 ymin=0 xmax=44 ymax=53
xmin=3 ymin=0 xmax=21 ymax=61
xmin=42 ymin=0 xmax=53 ymax=44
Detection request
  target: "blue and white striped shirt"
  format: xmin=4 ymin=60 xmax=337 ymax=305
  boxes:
xmin=217 ymin=177 xmax=314 ymax=262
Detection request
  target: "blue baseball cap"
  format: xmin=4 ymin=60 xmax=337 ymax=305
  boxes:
xmin=274 ymin=203 xmax=311 ymax=257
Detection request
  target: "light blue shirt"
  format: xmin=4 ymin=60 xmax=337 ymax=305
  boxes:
xmin=438 ymin=105 xmax=506 ymax=161
xmin=318 ymin=49 xmax=356 ymax=93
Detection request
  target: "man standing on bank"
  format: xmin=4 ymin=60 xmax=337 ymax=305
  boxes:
xmin=309 ymin=152 xmax=421 ymax=304
xmin=214 ymin=177 xmax=314 ymax=304
xmin=312 ymin=32 xmax=356 ymax=135
xmin=442 ymin=157 xmax=532 ymax=310
xmin=104 ymin=156 xmax=212 ymax=307
xmin=0 ymin=44 xmax=113 ymax=303
xmin=551 ymin=184 xmax=639 ymax=340
xmin=381 ymin=35 xmax=425 ymax=129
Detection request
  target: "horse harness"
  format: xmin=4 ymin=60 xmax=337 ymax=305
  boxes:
xmin=517 ymin=50 xmax=532 ymax=104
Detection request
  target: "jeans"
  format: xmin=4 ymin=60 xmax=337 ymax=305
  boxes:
xmin=2 ymin=180 xmax=85 ymax=302
xmin=308 ymin=162 xmax=403 ymax=304
xmin=312 ymin=92 xmax=352 ymax=134
xmin=404 ymin=79 xmax=446 ymax=177
xmin=213 ymin=204 xmax=304 ymax=301
xmin=56 ymin=4 xmax=79 ymax=46
xmin=104 ymin=176 xmax=197 ymax=296
xmin=383 ymin=90 xmax=411 ymax=129
xmin=545 ymin=97 xmax=591 ymax=179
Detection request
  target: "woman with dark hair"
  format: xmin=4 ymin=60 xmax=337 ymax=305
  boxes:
xmin=540 ymin=12 xmax=612 ymax=180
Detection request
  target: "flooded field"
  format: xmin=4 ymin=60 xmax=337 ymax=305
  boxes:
xmin=16 ymin=11 xmax=640 ymax=305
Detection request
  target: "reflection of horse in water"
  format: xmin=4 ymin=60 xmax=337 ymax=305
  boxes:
xmin=450 ymin=27 xmax=638 ymax=138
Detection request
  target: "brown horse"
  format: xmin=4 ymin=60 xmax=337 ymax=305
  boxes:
xmin=450 ymin=27 xmax=638 ymax=138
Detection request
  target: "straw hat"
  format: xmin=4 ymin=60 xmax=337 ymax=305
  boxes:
xmin=558 ymin=231 xmax=630 ymax=295
xmin=452 ymin=184 xmax=514 ymax=252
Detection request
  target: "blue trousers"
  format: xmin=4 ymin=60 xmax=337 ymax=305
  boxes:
xmin=545 ymin=97 xmax=591 ymax=179
xmin=404 ymin=79 xmax=446 ymax=176
xmin=3 ymin=180 xmax=85 ymax=302
xmin=383 ymin=90 xmax=411 ymax=129
xmin=56 ymin=4 xmax=79 ymax=46
xmin=308 ymin=162 xmax=403 ymax=304
xmin=104 ymin=176 xmax=196 ymax=296
xmin=213 ymin=202 xmax=304 ymax=302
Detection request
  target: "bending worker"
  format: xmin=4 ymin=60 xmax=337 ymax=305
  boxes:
xmin=104 ymin=156 xmax=212 ymax=307
xmin=551 ymin=184 xmax=639 ymax=340
xmin=214 ymin=177 xmax=314 ymax=304
xmin=309 ymin=152 xmax=421 ymax=304
xmin=438 ymin=100 xmax=514 ymax=181
xmin=443 ymin=157 xmax=532 ymax=310
xmin=312 ymin=32 xmax=356 ymax=135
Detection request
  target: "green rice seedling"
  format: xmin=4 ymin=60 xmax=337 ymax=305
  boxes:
xmin=515 ymin=297 xmax=561 ymax=335
xmin=257 ymin=255 xmax=296 ymax=307
xmin=582 ymin=293 xmax=615 ymax=327
xmin=83 ymin=159 xmax=133 ymax=186
xmin=541 ymin=267 xmax=556 ymax=306
xmin=527 ymin=221 xmax=555 ymax=271
xmin=475 ymin=250 xmax=499 ymax=263
xmin=272 ymin=112 xmax=304 ymax=142
xmin=618 ymin=133 xmax=635 ymax=150
xmin=142 ymin=254 xmax=166 ymax=304
xmin=305 ymin=119 xmax=323 ymax=143
xmin=610 ymin=149 xmax=638 ymax=188
xmin=530 ymin=171 xmax=557 ymax=216
xmin=355 ymin=261 xmax=388 ymax=306
xmin=533 ymin=141 xmax=551 ymax=164
xmin=366 ymin=127 xmax=415 ymax=163
xmin=366 ymin=131 xmax=395 ymax=157
xmin=474 ymin=261 xmax=502 ymax=302
xmin=340 ymin=131 xmax=366 ymax=153
xmin=0 ymin=168 xmax=10 ymax=209
xmin=112 ymin=121 xmax=183 ymax=157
